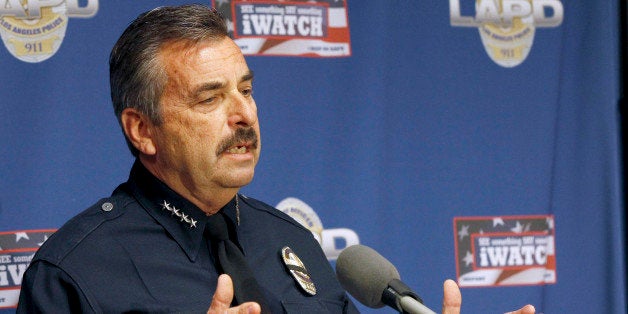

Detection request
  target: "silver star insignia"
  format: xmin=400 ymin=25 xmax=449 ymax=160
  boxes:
xmin=161 ymin=200 xmax=198 ymax=228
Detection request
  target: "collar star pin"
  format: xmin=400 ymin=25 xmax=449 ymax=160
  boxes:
xmin=161 ymin=200 xmax=197 ymax=228
xmin=281 ymin=246 xmax=316 ymax=296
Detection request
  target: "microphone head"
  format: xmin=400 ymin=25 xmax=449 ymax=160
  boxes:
xmin=335 ymin=244 xmax=400 ymax=308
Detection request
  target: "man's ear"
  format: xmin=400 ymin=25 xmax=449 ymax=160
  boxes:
xmin=120 ymin=108 xmax=157 ymax=156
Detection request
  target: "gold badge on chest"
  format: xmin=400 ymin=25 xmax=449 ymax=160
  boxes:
xmin=281 ymin=246 xmax=317 ymax=296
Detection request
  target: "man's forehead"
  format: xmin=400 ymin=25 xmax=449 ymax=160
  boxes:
xmin=159 ymin=37 xmax=250 ymax=82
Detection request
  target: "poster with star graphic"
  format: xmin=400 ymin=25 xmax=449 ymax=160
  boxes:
xmin=453 ymin=215 xmax=556 ymax=287
xmin=212 ymin=0 xmax=351 ymax=57
xmin=0 ymin=230 xmax=56 ymax=309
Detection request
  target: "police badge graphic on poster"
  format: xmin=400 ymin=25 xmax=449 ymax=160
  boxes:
xmin=0 ymin=0 xmax=98 ymax=63
xmin=276 ymin=197 xmax=359 ymax=260
xmin=450 ymin=0 xmax=563 ymax=67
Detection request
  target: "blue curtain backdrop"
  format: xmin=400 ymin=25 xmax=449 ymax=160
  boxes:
xmin=0 ymin=1 xmax=625 ymax=313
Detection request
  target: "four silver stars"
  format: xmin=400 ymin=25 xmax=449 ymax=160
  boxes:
xmin=161 ymin=201 xmax=197 ymax=228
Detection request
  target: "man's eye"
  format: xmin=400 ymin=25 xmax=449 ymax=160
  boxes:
xmin=201 ymin=97 xmax=217 ymax=104
xmin=241 ymin=88 xmax=253 ymax=97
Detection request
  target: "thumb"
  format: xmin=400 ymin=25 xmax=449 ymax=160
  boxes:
xmin=207 ymin=274 xmax=235 ymax=314
xmin=207 ymin=275 xmax=262 ymax=314
xmin=442 ymin=279 xmax=461 ymax=314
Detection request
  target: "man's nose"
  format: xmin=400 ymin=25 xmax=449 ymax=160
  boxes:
xmin=227 ymin=93 xmax=258 ymax=128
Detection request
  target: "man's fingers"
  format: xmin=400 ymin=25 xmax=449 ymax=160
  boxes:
xmin=234 ymin=302 xmax=261 ymax=314
xmin=207 ymin=274 xmax=234 ymax=314
xmin=442 ymin=279 xmax=462 ymax=314
xmin=207 ymin=275 xmax=261 ymax=314
xmin=505 ymin=304 xmax=536 ymax=314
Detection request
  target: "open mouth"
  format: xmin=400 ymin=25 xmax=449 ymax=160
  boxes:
xmin=217 ymin=127 xmax=258 ymax=156
xmin=226 ymin=145 xmax=248 ymax=154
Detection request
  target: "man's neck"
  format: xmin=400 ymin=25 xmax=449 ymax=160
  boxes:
xmin=139 ymin=157 xmax=237 ymax=215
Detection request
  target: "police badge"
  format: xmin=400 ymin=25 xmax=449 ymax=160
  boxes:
xmin=281 ymin=246 xmax=316 ymax=296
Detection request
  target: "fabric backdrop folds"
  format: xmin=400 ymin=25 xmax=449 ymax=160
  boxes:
xmin=0 ymin=1 xmax=625 ymax=313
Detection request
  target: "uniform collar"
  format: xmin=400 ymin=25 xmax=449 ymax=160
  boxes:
xmin=126 ymin=160 xmax=240 ymax=262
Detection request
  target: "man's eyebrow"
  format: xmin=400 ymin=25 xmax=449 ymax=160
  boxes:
xmin=241 ymin=70 xmax=254 ymax=83
xmin=191 ymin=81 xmax=225 ymax=98
xmin=190 ymin=71 xmax=254 ymax=98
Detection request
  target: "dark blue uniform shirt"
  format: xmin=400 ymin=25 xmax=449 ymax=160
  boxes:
xmin=17 ymin=161 xmax=358 ymax=313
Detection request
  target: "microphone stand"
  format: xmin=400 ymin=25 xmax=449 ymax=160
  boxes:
xmin=381 ymin=279 xmax=437 ymax=314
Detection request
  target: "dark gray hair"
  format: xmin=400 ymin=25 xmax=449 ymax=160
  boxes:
xmin=109 ymin=4 xmax=229 ymax=156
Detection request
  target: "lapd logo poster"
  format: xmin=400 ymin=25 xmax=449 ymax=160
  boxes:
xmin=449 ymin=0 xmax=563 ymax=67
xmin=213 ymin=0 xmax=351 ymax=57
xmin=276 ymin=197 xmax=360 ymax=260
xmin=0 ymin=0 xmax=98 ymax=63
xmin=453 ymin=215 xmax=556 ymax=287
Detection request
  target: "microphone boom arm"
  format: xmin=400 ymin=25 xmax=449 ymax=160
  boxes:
xmin=382 ymin=279 xmax=435 ymax=314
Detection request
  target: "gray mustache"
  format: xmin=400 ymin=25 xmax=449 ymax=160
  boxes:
xmin=216 ymin=127 xmax=258 ymax=155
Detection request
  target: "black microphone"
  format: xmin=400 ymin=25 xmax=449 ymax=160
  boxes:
xmin=335 ymin=244 xmax=437 ymax=314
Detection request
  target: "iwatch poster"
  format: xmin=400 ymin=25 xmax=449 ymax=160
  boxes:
xmin=212 ymin=0 xmax=351 ymax=57
xmin=454 ymin=215 xmax=556 ymax=287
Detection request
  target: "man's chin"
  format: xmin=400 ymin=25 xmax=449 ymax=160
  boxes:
xmin=223 ymin=171 xmax=255 ymax=188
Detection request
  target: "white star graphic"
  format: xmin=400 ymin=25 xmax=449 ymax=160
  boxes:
xmin=190 ymin=219 xmax=198 ymax=228
xmin=225 ymin=18 xmax=234 ymax=33
xmin=458 ymin=225 xmax=469 ymax=240
xmin=38 ymin=235 xmax=49 ymax=246
xmin=15 ymin=232 xmax=29 ymax=242
xmin=510 ymin=221 xmax=524 ymax=233
xmin=546 ymin=217 xmax=554 ymax=230
xmin=463 ymin=251 xmax=474 ymax=266
xmin=493 ymin=217 xmax=505 ymax=227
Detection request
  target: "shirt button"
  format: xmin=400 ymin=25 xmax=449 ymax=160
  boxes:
xmin=101 ymin=202 xmax=114 ymax=212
